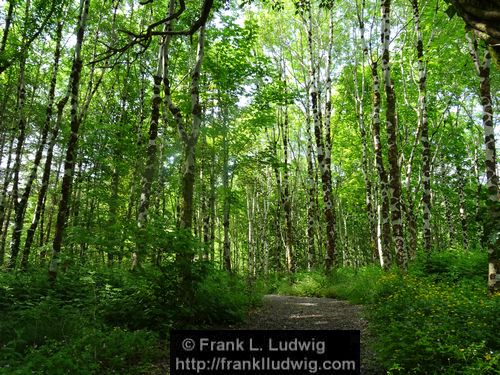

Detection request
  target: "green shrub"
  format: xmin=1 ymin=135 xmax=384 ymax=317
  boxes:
xmin=411 ymin=248 xmax=486 ymax=282
xmin=188 ymin=270 xmax=259 ymax=326
xmin=268 ymin=248 xmax=499 ymax=374
xmin=5 ymin=328 xmax=159 ymax=375
xmin=270 ymin=266 xmax=384 ymax=304
xmin=0 ymin=261 xmax=260 ymax=374
xmin=368 ymin=249 xmax=500 ymax=374
xmin=270 ymin=271 xmax=328 ymax=297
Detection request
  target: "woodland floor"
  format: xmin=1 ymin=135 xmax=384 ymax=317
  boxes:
xmin=163 ymin=294 xmax=384 ymax=374
xmin=239 ymin=295 xmax=383 ymax=374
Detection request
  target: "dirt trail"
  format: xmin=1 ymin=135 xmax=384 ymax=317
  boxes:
xmin=163 ymin=295 xmax=384 ymax=374
xmin=238 ymin=294 xmax=383 ymax=374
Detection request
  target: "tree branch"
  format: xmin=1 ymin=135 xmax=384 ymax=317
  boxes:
xmin=90 ymin=0 xmax=213 ymax=65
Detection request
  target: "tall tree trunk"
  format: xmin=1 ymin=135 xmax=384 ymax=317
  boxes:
xmin=0 ymin=82 xmax=13 ymax=169
xmin=306 ymin=5 xmax=337 ymax=272
xmin=0 ymin=136 xmax=14 ymax=250
xmin=0 ymin=196 xmax=13 ymax=263
xmin=11 ymin=20 xmax=64 ymax=269
xmin=165 ymin=26 xmax=206 ymax=233
xmin=305 ymin=108 xmax=316 ymax=270
xmin=371 ymin=61 xmax=392 ymax=269
xmin=381 ymin=0 xmax=406 ymax=270
xmin=164 ymin=23 xmax=207 ymax=278
xmin=132 ymin=34 xmax=165 ymax=270
xmin=200 ymin=143 xmax=215 ymax=260
xmin=125 ymin=72 xmax=147 ymax=264
xmin=108 ymin=154 xmax=120 ymax=265
xmin=247 ymin=185 xmax=256 ymax=277
xmin=473 ymin=147 xmax=483 ymax=242
xmin=22 ymin=82 xmax=68 ymax=267
xmin=181 ymin=27 xmax=205 ymax=232
xmin=444 ymin=192 xmax=455 ymax=246
xmin=269 ymin=127 xmax=283 ymax=271
xmin=279 ymin=105 xmax=294 ymax=272
xmin=0 ymin=0 xmax=15 ymax=56
xmin=221 ymin=126 xmax=232 ymax=272
xmin=354 ymin=3 xmax=377 ymax=260
xmin=6 ymin=0 xmax=31 ymax=269
xmin=208 ymin=148 xmax=216 ymax=261
xmin=411 ymin=0 xmax=432 ymax=253
xmin=262 ymin=174 xmax=271 ymax=275
xmin=457 ymin=164 xmax=468 ymax=248
xmin=48 ymin=0 xmax=90 ymax=282
xmin=467 ymin=33 xmax=500 ymax=294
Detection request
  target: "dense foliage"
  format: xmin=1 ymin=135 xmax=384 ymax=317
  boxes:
xmin=0 ymin=263 xmax=261 ymax=374
xmin=274 ymin=249 xmax=500 ymax=374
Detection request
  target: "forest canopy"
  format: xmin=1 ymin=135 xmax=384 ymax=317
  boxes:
xmin=0 ymin=0 xmax=498 ymax=284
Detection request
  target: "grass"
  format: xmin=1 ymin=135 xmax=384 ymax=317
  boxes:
xmin=269 ymin=265 xmax=385 ymax=303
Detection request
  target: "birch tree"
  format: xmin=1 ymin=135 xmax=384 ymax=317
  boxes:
xmin=48 ymin=0 xmax=90 ymax=281
xmin=410 ymin=0 xmax=432 ymax=253
xmin=467 ymin=32 xmax=500 ymax=294
xmin=380 ymin=0 xmax=406 ymax=269
xmin=10 ymin=19 xmax=64 ymax=269
xmin=132 ymin=29 xmax=165 ymax=270
xmin=305 ymin=4 xmax=337 ymax=271
xmin=371 ymin=60 xmax=392 ymax=269
xmin=354 ymin=0 xmax=377 ymax=260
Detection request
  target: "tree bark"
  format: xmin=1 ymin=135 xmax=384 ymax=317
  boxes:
xmin=410 ymin=0 xmax=432 ymax=253
xmin=0 ymin=196 xmax=13 ymax=263
xmin=279 ymin=105 xmax=294 ymax=272
xmin=164 ymin=22 xmax=207 ymax=276
xmin=456 ymin=164 xmax=469 ymax=248
xmin=381 ymin=0 xmax=406 ymax=270
xmin=305 ymin=107 xmax=316 ymax=270
xmin=12 ymin=21 xmax=64 ymax=269
xmin=221 ymin=121 xmax=232 ymax=272
xmin=247 ymin=185 xmax=256 ymax=277
xmin=48 ymin=0 xmax=90 ymax=282
xmin=306 ymin=5 xmax=337 ymax=272
xmin=6 ymin=0 xmax=31 ymax=269
xmin=467 ymin=33 xmax=500 ymax=294
xmin=354 ymin=3 xmax=377 ymax=260
xmin=371 ymin=61 xmax=392 ymax=269
xmin=132 ymin=44 xmax=162 ymax=270
xmin=0 ymin=0 xmax=15 ymax=56
xmin=0 ymin=136 xmax=14 ymax=254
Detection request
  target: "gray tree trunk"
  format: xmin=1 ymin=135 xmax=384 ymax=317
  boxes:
xmin=48 ymin=0 xmax=90 ymax=281
xmin=467 ymin=33 xmax=500 ymax=294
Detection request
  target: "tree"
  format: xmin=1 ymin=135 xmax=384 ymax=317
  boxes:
xmin=380 ymin=0 xmax=406 ymax=270
xmin=0 ymin=0 xmax=57 ymax=75
xmin=48 ymin=0 xmax=90 ymax=281
xmin=410 ymin=0 xmax=432 ymax=253
xmin=447 ymin=0 xmax=500 ymax=65
xmin=467 ymin=32 xmax=500 ymax=294
xmin=305 ymin=3 xmax=337 ymax=272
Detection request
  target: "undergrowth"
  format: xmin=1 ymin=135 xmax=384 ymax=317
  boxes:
xmin=271 ymin=248 xmax=500 ymax=374
xmin=0 ymin=261 xmax=261 ymax=374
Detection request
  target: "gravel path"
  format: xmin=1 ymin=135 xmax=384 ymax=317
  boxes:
xmin=162 ymin=294 xmax=384 ymax=374
xmin=238 ymin=294 xmax=384 ymax=374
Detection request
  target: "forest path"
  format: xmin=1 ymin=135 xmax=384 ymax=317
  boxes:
xmin=237 ymin=294 xmax=383 ymax=374
xmin=162 ymin=295 xmax=383 ymax=374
